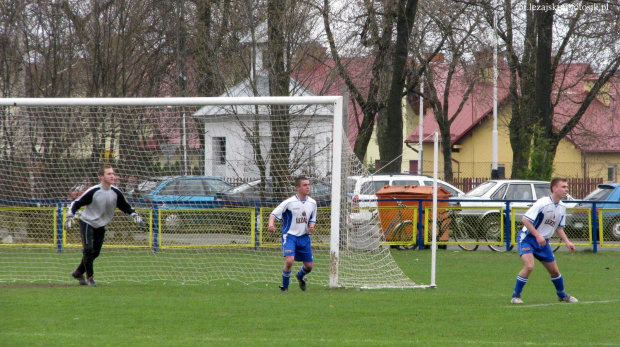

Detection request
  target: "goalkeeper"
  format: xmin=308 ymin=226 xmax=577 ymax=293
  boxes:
xmin=268 ymin=176 xmax=317 ymax=293
xmin=66 ymin=165 xmax=144 ymax=287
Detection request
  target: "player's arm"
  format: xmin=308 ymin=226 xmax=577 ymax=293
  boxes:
xmin=65 ymin=187 xmax=96 ymax=229
xmin=556 ymin=214 xmax=575 ymax=251
xmin=268 ymin=201 xmax=287 ymax=232
xmin=113 ymin=187 xmax=144 ymax=227
xmin=268 ymin=214 xmax=278 ymax=232
xmin=69 ymin=187 xmax=96 ymax=215
xmin=307 ymin=203 xmax=317 ymax=234
xmin=555 ymin=226 xmax=575 ymax=251
xmin=521 ymin=216 xmax=546 ymax=247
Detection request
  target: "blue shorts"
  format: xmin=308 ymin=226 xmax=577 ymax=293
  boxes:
xmin=517 ymin=231 xmax=555 ymax=263
xmin=282 ymin=234 xmax=313 ymax=263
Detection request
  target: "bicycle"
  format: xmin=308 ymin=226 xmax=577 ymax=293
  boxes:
xmin=426 ymin=209 xmax=481 ymax=251
xmin=378 ymin=202 xmax=416 ymax=249
xmin=448 ymin=211 xmax=561 ymax=252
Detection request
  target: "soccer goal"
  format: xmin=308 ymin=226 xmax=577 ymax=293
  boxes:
xmin=0 ymin=96 xmax=427 ymax=288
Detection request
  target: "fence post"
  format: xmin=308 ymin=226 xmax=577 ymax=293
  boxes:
xmin=592 ymin=203 xmax=598 ymax=253
xmin=152 ymin=204 xmax=159 ymax=253
xmin=504 ymin=200 xmax=512 ymax=251
xmin=56 ymin=203 xmax=63 ymax=253
xmin=255 ymin=203 xmax=260 ymax=249
xmin=417 ymin=200 xmax=425 ymax=249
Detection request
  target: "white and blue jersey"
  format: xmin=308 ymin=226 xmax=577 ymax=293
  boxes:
xmin=521 ymin=195 xmax=566 ymax=239
xmin=270 ymin=195 xmax=317 ymax=236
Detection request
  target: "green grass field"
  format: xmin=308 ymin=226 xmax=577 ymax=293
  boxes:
xmin=1 ymin=249 xmax=618 ymax=346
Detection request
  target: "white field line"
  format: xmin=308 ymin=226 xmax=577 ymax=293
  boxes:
xmin=503 ymin=299 xmax=619 ymax=308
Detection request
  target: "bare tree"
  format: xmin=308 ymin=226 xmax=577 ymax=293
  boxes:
xmin=412 ymin=1 xmax=484 ymax=181
xmin=487 ymin=0 xmax=620 ymax=179
xmin=321 ymin=0 xmax=395 ymax=164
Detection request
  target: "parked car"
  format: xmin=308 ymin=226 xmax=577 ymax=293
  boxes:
xmin=346 ymin=174 xmax=465 ymax=223
xmin=137 ymin=176 xmax=233 ymax=231
xmin=454 ymin=179 xmax=576 ymax=250
xmin=566 ymin=183 xmax=620 ymax=241
xmin=217 ymin=178 xmax=331 ymax=207
xmin=141 ymin=176 xmax=233 ymax=208
xmin=126 ymin=176 xmax=175 ymax=200
xmin=456 ymin=179 xmax=554 ymax=212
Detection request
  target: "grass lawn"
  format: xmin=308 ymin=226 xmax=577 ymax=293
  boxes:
xmin=1 ymin=249 xmax=618 ymax=346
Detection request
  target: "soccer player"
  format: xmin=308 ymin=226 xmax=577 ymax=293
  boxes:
xmin=511 ymin=177 xmax=578 ymax=304
xmin=66 ymin=165 xmax=144 ymax=287
xmin=268 ymin=176 xmax=317 ymax=293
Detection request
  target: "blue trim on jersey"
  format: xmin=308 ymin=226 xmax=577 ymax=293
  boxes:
xmin=281 ymin=210 xmax=293 ymax=233
xmin=532 ymin=211 xmax=544 ymax=229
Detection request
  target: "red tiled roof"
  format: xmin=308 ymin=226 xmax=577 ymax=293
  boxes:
xmin=405 ymin=62 xmax=511 ymax=145
xmin=405 ymin=62 xmax=620 ymax=153
xmin=293 ymin=56 xmax=377 ymax=147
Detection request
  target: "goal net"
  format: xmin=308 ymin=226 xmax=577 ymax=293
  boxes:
xmin=0 ymin=97 xmax=423 ymax=288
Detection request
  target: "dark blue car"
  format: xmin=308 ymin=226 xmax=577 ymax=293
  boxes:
xmin=137 ymin=176 xmax=233 ymax=231
xmin=141 ymin=176 xmax=233 ymax=208
xmin=567 ymin=183 xmax=620 ymax=241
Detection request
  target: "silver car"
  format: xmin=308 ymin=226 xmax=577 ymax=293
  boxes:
xmin=454 ymin=180 xmax=573 ymax=251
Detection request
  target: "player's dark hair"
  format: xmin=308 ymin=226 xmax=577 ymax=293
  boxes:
xmin=550 ymin=177 xmax=568 ymax=192
xmin=99 ymin=164 xmax=114 ymax=177
xmin=295 ymin=176 xmax=309 ymax=187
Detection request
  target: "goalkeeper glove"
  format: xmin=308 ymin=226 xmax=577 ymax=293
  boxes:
xmin=65 ymin=213 xmax=75 ymax=229
xmin=131 ymin=213 xmax=145 ymax=228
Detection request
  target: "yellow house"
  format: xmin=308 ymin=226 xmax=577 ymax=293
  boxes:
xmin=405 ymin=63 xmax=620 ymax=183
xmin=364 ymin=94 xmax=420 ymax=173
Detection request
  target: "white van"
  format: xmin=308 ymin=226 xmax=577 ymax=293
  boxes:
xmin=346 ymin=174 xmax=464 ymax=223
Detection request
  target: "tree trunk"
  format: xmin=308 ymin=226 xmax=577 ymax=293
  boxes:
xmin=439 ymin=122 xmax=453 ymax=181
xmin=267 ymin=0 xmax=291 ymax=198
xmin=508 ymin=2 xmax=537 ymax=178
xmin=528 ymin=2 xmax=555 ymax=180
xmin=377 ymin=0 xmax=417 ymax=173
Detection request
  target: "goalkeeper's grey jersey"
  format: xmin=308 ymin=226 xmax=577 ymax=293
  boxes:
xmin=69 ymin=184 xmax=135 ymax=228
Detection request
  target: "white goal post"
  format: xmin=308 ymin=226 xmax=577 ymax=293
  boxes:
xmin=0 ymin=96 xmax=427 ymax=289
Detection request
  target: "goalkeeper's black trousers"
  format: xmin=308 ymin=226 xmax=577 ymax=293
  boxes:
xmin=77 ymin=221 xmax=106 ymax=277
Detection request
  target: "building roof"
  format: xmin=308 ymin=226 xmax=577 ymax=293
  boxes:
xmin=405 ymin=62 xmax=511 ymax=145
xmin=405 ymin=62 xmax=620 ymax=153
xmin=293 ymin=56 xmax=378 ymax=147
xmin=192 ymin=75 xmax=333 ymax=119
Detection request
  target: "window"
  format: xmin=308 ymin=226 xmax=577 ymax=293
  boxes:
xmin=465 ymin=181 xmax=497 ymax=197
xmin=311 ymin=180 xmax=331 ymax=196
xmin=176 ymin=179 xmax=206 ymax=196
xmin=422 ymin=180 xmax=460 ymax=197
xmin=393 ymin=180 xmax=420 ymax=186
xmin=204 ymin=179 xmax=232 ymax=193
xmin=505 ymin=184 xmax=532 ymax=200
xmin=608 ymin=166 xmax=616 ymax=182
xmin=534 ymin=184 xmax=551 ymax=199
xmin=361 ymin=181 xmax=389 ymax=194
xmin=213 ymin=137 xmax=226 ymax=165
xmin=159 ymin=181 xmax=179 ymax=195
xmin=491 ymin=184 xmax=507 ymax=200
